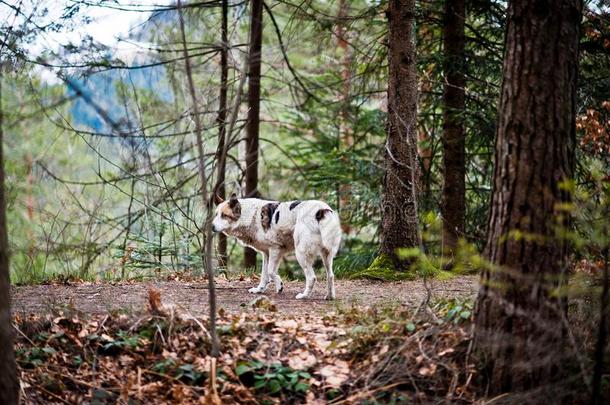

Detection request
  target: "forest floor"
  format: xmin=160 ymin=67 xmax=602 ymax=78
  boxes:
xmin=11 ymin=276 xmax=478 ymax=317
xmin=12 ymin=275 xmax=483 ymax=404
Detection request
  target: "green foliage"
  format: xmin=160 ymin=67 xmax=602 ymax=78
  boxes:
xmin=433 ymin=298 xmax=474 ymax=325
xmin=17 ymin=346 xmax=57 ymax=368
xmin=236 ymin=360 xmax=310 ymax=396
xmin=175 ymin=363 xmax=206 ymax=385
xmin=152 ymin=358 xmax=176 ymax=374
xmin=99 ymin=330 xmax=140 ymax=354
xmin=333 ymin=242 xmax=379 ymax=279
xmin=4 ymin=0 xmax=609 ymax=287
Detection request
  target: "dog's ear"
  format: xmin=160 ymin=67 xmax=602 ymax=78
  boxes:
xmin=213 ymin=194 xmax=224 ymax=206
xmin=229 ymin=193 xmax=239 ymax=208
xmin=228 ymin=194 xmax=241 ymax=218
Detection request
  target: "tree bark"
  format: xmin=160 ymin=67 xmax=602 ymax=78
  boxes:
xmin=474 ymin=0 xmax=582 ymax=397
xmin=177 ymin=0 xmax=219 ymax=358
xmin=244 ymin=0 xmax=263 ymax=269
xmin=214 ymin=0 xmax=229 ymax=268
xmin=0 ymin=72 xmax=19 ymax=405
xmin=441 ymin=0 xmax=466 ymax=261
xmin=336 ymin=0 xmax=353 ymax=235
xmin=379 ymin=0 xmax=421 ymax=269
xmin=592 ymin=248 xmax=609 ymax=404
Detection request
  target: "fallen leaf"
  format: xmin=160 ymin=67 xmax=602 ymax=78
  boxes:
xmin=438 ymin=348 xmax=455 ymax=357
xmin=147 ymin=288 xmax=166 ymax=316
xmin=419 ymin=363 xmax=437 ymax=376
xmin=288 ymin=350 xmax=317 ymax=370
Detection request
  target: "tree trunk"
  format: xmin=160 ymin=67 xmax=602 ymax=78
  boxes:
xmin=244 ymin=0 xmax=263 ymax=269
xmin=0 ymin=73 xmax=19 ymax=405
xmin=379 ymin=0 xmax=421 ymax=269
xmin=441 ymin=0 xmax=466 ymax=262
xmin=336 ymin=0 xmax=353 ymax=235
xmin=592 ymin=248 xmax=609 ymax=404
xmin=215 ymin=0 xmax=229 ymax=268
xmin=177 ymin=0 xmax=219 ymax=358
xmin=474 ymin=0 xmax=582 ymax=397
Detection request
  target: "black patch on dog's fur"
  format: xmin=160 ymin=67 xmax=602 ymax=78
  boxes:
xmin=261 ymin=203 xmax=279 ymax=231
xmin=315 ymin=208 xmax=332 ymax=222
xmin=289 ymin=200 xmax=302 ymax=210
xmin=274 ymin=210 xmax=280 ymax=224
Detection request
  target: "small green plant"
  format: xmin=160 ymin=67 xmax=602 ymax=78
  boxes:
xmin=152 ymin=358 xmax=176 ymax=374
xmin=99 ymin=330 xmax=140 ymax=354
xmin=17 ymin=346 xmax=56 ymax=367
xmin=433 ymin=298 xmax=474 ymax=324
xmin=73 ymin=355 xmax=83 ymax=367
xmin=236 ymin=360 xmax=310 ymax=396
xmin=175 ymin=363 xmax=205 ymax=385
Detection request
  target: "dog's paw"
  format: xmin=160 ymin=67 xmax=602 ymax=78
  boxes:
xmin=295 ymin=292 xmax=308 ymax=299
xmin=249 ymin=287 xmax=264 ymax=294
xmin=275 ymin=282 xmax=284 ymax=294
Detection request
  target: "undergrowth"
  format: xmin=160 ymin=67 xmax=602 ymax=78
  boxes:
xmin=14 ymin=294 xmax=481 ymax=404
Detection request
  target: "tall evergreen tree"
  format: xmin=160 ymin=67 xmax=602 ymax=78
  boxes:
xmin=244 ymin=0 xmax=263 ymax=268
xmin=379 ymin=0 xmax=421 ymax=269
xmin=474 ymin=0 xmax=582 ymax=396
xmin=441 ymin=0 xmax=466 ymax=261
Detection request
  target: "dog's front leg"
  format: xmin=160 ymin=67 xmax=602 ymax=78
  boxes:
xmin=248 ymin=251 xmax=269 ymax=294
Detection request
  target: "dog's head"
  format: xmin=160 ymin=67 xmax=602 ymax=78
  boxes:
xmin=211 ymin=193 xmax=241 ymax=233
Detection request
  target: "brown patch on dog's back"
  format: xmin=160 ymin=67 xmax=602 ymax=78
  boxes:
xmin=315 ymin=208 xmax=332 ymax=222
xmin=261 ymin=203 xmax=279 ymax=231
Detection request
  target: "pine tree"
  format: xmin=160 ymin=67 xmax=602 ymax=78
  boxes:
xmin=378 ymin=0 xmax=421 ymax=269
xmin=474 ymin=0 xmax=582 ymax=396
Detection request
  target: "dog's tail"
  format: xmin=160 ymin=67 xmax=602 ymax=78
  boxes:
xmin=316 ymin=208 xmax=342 ymax=255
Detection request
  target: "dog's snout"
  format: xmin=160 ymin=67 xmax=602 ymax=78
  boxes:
xmin=211 ymin=224 xmax=217 ymax=233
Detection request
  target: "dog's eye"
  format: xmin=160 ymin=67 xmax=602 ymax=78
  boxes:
xmin=221 ymin=213 xmax=230 ymax=220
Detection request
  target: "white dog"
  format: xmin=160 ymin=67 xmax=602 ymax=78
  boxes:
xmin=211 ymin=194 xmax=342 ymax=299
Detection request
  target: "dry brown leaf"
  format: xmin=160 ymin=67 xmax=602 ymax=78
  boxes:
xmin=319 ymin=361 xmax=350 ymax=388
xmin=249 ymin=296 xmax=277 ymax=312
xmin=418 ymin=363 xmax=437 ymax=376
xmin=288 ymin=350 xmax=317 ymax=370
xmin=276 ymin=319 xmax=299 ymax=331
xmin=438 ymin=348 xmax=455 ymax=357
xmin=147 ymin=288 xmax=166 ymax=316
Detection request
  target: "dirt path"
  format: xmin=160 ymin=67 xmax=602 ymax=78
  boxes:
xmin=11 ymin=276 xmax=478 ymax=317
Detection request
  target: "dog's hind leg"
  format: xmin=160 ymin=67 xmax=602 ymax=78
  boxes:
xmin=321 ymin=251 xmax=336 ymax=300
xmin=249 ymin=251 xmax=269 ymax=294
xmin=295 ymin=247 xmax=316 ymax=299
xmin=267 ymin=249 xmax=284 ymax=293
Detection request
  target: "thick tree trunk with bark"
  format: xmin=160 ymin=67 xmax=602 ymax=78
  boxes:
xmin=244 ymin=0 xmax=263 ymax=269
xmin=379 ymin=0 xmax=421 ymax=268
xmin=0 ymin=75 xmax=19 ymax=405
xmin=441 ymin=0 xmax=466 ymax=261
xmin=215 ymin=0 xmax=229 ymax=268
xmin=474 ymin=0 xmax=582 ymax=397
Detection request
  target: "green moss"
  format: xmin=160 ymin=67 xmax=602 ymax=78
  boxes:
xmin=434 ymin=270 xmax=455 ymax=281
xmin=348 ymin=253 xmax=457 ymax=282
xmin=349 ymin=254 xmax=416 ymax=281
